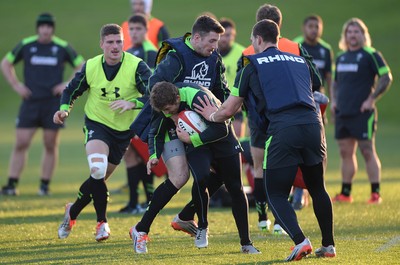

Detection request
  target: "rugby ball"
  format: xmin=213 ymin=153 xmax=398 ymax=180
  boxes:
xmin=177 ymin=110 xmax=208 ymax=135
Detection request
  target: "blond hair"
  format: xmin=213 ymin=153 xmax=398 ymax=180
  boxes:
xmin=338 ymin=18 xmax=371 ymax=51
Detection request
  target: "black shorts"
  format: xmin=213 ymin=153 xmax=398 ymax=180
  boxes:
xmin=264 ymin=123 xmax=326 ymax=169
xmin=335 ymin=111 xmax=376 ymax=140
xmin=249 ymin=126 xmax=268 ymax=149
xmin=84 ymin=117 xmax=134 ymax=165
xmin=17 ymin=98 xmax=63 ymax=129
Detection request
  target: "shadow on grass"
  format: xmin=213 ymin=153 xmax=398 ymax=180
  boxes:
xmin=3 ymin=241 xmax=133 ymax=264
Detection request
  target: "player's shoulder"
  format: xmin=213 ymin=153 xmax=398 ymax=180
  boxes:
xmin=51 ymin=36 xmax=70 ymax=48
xmin=20 ymin=35 xmax=39 ymax=46
xmin=318 ymin=38 xmax=333 ymax=51
xmin=362 ymin=46 xmax=378 ymax=55
xmin=292 ymin=36 xmax=304 ymax=44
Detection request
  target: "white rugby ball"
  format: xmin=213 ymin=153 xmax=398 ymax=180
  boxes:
xmin=177 ymin=110 xmax=208 ymax=135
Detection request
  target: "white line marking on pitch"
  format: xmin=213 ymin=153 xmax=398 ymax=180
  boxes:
xmin=376 ymin=236 xmax=400 ymax=252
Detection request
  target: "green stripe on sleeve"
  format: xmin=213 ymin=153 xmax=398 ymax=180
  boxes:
xmin=73 ymin=55 xmax=84 ymax=67
xmin=60 ymin=104 xmax=70 ymax=112
xmin=231 ymin=86 xmax=239 ymax=97
xmin=190 ymin=133 xmax=203 ymax=147
xmin=263 ymin=136 xmax=273 ymax=169
xmin=130 ymin=99 xmax=144 ymax=109
xmin=378 ymin=66 xmax=390 ymax=76
xmin=5 ymin=52 xmax=15 ymax=63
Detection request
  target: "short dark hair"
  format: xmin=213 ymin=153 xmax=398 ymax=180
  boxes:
xmin=252 ymin=19 xmax=280 ymax=44
xmin=128 ymin=14 xmax=148 ymax=29
xmin=150 ymin=81 xmax=179 ymax=112
xmin=256 ymin=4 xmax=282 ymax=26
xmin=100 ymin=24 xmax=122 ymax=40
xmin=303 ymin=14 xmax=323 ymax=25
xmin=219 ymin=17 xmax=236 ymax=31
xmin=192 ymin=15 xmax=225 ymax=37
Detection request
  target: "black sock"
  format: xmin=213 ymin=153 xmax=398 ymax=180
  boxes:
xmin=178 ymin=201 xmax=196 ymax=221
xmin=127 ymin=165 xmax=144 ymax=208
xmin=142 ymin=172 xmax=154 ymax=203
xmin=40 ymin=179 xmax=50 ymax=190
xmin=136 ymin=178 xmax=179 ymax=233
xmin=341 ymin=183 xmax=352 ymax=196
xmin=89 ymin=177 xmax=109 ymax=223
xmin=70 ymin=177 xmax=92 ymax=220
xmin=371 ymin=183 xmax=380 ymax=194
xmin=7 ymin=177 xmax=19 ymax=188
xmin=253 ymin=178 xmax=268 ymax=221
xmin=293 ymin=233 xmax=306 ymax=245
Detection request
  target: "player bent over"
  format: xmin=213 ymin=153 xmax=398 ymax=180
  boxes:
xmin=129 ymin=81 xmax=260 ymax=254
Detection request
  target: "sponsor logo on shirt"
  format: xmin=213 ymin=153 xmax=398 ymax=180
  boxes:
xmin=313 ymin=59 xmax=326 ymax=70
xmin=183 ymin=61 xmax=211 ymax=88
xmin=51 ymin=46 xmax=59 ymax=56
xmin=356 ymin=53 xmax=363 ymax=62
xmin=337 ymin=63 xmax=358 ymax=72
xmin=256 ymin=54 xmax=305 ymax=64
xmin=319 ymin=47 xmax=326 ymax=58
xmin=30 ymin=55 xmax=58 ymax=66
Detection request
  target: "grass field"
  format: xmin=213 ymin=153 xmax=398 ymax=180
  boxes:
xmin=0 ymin=0 xmax=399 ymax=264
xmin=1 ymin=121 xmax=399 ymax=264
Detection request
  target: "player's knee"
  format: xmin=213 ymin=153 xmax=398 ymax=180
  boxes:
xmin=87 ymin=153 xmax=108 ymax=179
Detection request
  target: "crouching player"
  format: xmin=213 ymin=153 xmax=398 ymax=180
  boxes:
xmin=129 ymin=81 xmax=260 ymax=254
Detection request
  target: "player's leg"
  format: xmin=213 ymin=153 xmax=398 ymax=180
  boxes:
xmin=265 ymin=165 xmax=311 ymax=261
xmin=301 ymin=162 xmax=335 ymax=250
xmin=2 ymin=128 xmax=37 ymax=195
xmin=59 ymin=138 xmax=110 ymax=240
xmin=120 ymin=144 xmax=147 ymax=213
xmin=131 ymin=152 xmax=187 ymax=253
xmin=187 ymin=148 xmax=213 ymax=248
xmin=250 ymin=127 xmax=271 ymax=231
xmin=2 ymin=100 xmax=40 ymax=195
xmin=359 ymin=138 xmax=382 ymax=203
xmin=300 ymin=123 xmax=335 ymax=257
xmin=264 ymin=126 xmax=313 ymax=261
xmin=39 ymin=128 xmax=60 ymax=195
xmin=215 ymin=154 xmax=252 ymax=245
xmin=134 ymin=139 xmax=188 ymax=234
xmin=357 ymin=111 xmax=382 ymax=203
xmin=175 ymin=171 xmax=222 ymax=221
xmin=265 ymin=166 xmax=299 ymax=237
xmin=38 ymin=97 xmax=62 ymax=195
xmin=171 ymin=170 xmax=223 ymax=237
xmin=141 ymin=172 xmax=154 ymax=207
xmin=333 ymin=115 xmax=357 ymax=202
xmin=332 ymin=138 xmax=357 ymax=202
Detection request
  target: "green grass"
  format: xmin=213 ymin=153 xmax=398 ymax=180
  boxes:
xmin=0 ymin=122 xmax=399 ymax=264
xmin=0 ymin=0 xmax=399 ymax=264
